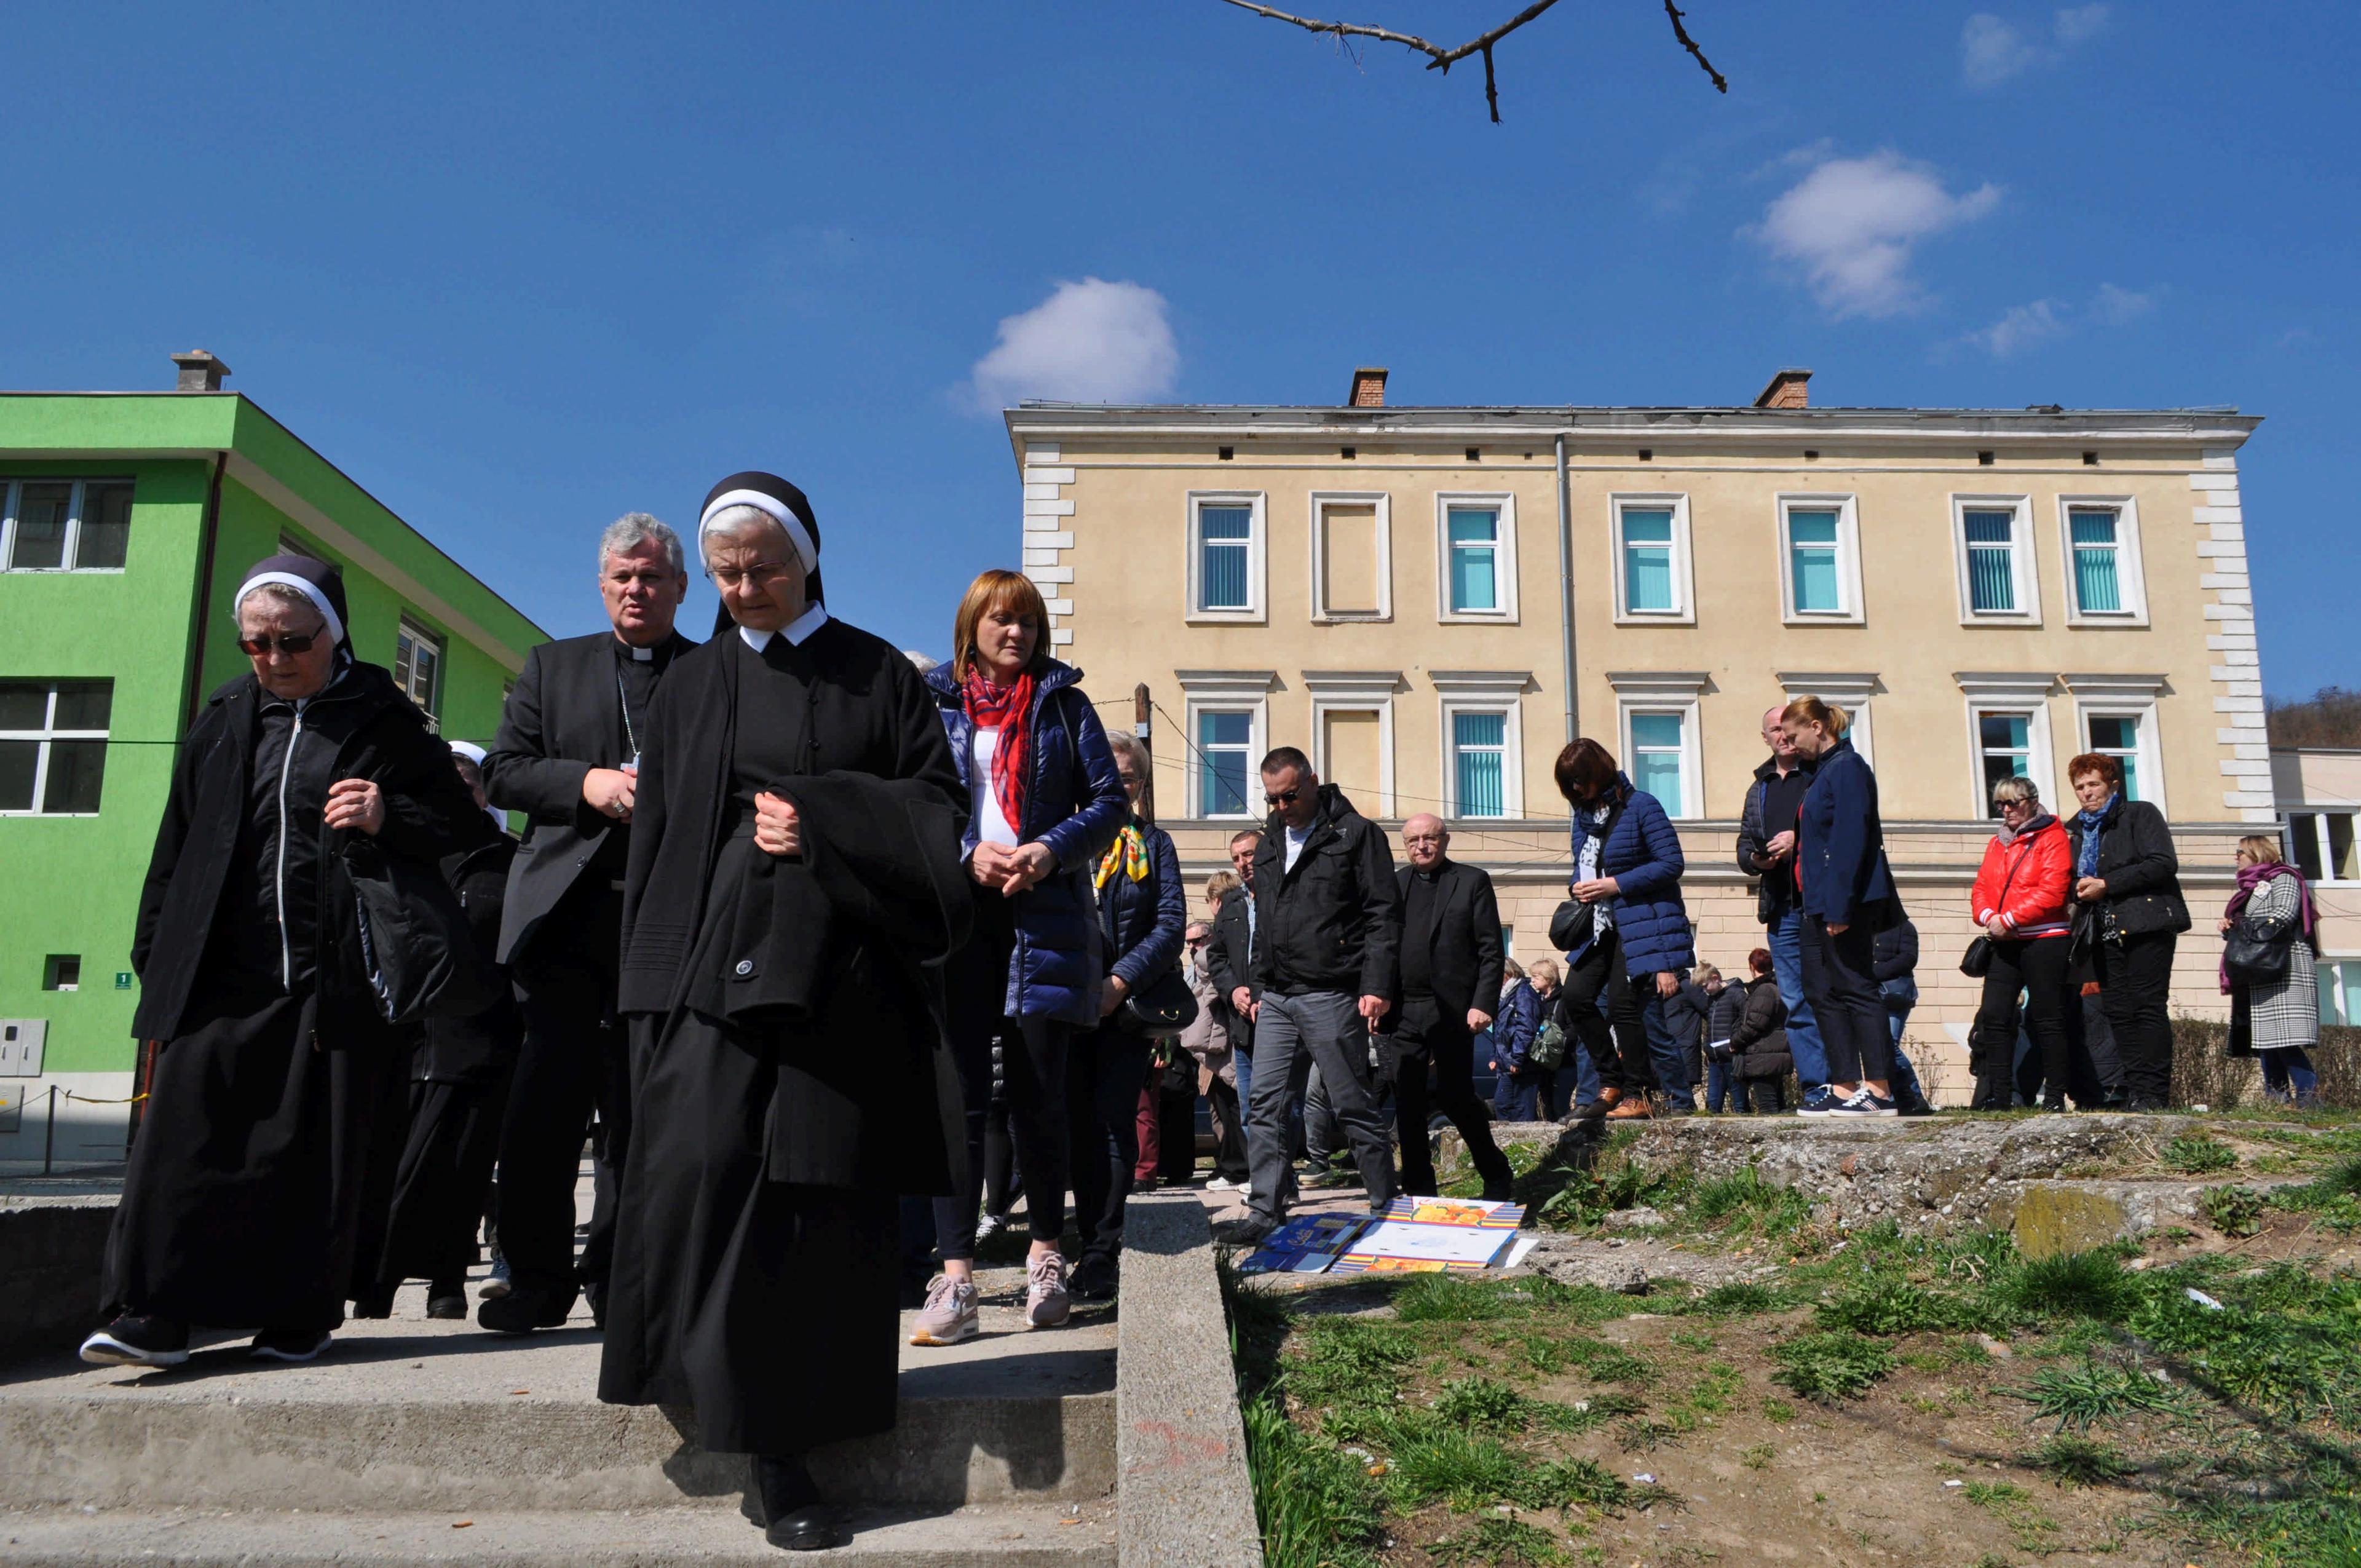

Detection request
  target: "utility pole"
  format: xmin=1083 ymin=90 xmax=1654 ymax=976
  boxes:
xmin=1134 ymin=683 xmax=1155 ymax=823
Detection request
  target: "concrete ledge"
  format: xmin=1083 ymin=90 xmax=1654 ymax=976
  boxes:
xmin=1115 ymin=1193 xmax=1263 ymax=1568
xmin=0 ymin=1195 xmax=115 ymax=1365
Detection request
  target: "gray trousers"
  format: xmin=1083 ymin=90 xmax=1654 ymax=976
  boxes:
xmin=1246 ymin=991 xmax=1396 ymax=1221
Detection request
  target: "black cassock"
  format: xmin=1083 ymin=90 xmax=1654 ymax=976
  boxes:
xmin=599 ymin=617 xmax=968 ymax=1455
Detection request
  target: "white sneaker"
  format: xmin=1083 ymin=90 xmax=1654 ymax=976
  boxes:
xmin=974 ymin=1212 xmax=1008 ymax=1245
xmin=909 ymin=1273 xmax=980 ymax=1346
xmin=1025 ymin=1253 xmax=1071 ymax=1329
xmin=1206 ymin=1176 xmax=1243 ymax=1192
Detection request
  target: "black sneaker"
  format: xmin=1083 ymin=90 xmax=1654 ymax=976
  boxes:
xmin=81 ymin=1313 xmax=189 ymax=1369
xmin=1222 ymin=1214 xmax=1280 ymax=1248
xmin=424 ymin=1283 xmax=469 ymax=1320
xmin=478 ymin=1287 xmax=573 ymax=1335
xmin=250 ymin=1327 xmax=332 ymax=1363
xmin=1069 ymin=1253 xmax=1119 ymax=1302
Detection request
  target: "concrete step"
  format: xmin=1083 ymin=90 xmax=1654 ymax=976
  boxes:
xmin=2 ymin=1270 xmax=1115 ymax=1513
xmin=0 ymin=1502 xmax=1117 ymax=1566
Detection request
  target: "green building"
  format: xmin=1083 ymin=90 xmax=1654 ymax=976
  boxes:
xmin=0 ymin=352 xmax=547 ymax=1165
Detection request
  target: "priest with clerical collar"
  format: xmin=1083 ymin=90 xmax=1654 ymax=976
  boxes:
xmin=598 ymin=471 xmax=970 ymax=1553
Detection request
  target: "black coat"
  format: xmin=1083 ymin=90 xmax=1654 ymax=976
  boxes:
xmin=483 ymin=628 xmax=697 ymax=965
xmin=2066 ymin=796 xmax=2191 ymax=937
xmin=416 ymin=832 xmax=524 ymax=1083
xmin=1391 ymin=859 xmax=1504 ymax=1021
xmin=1249 ymin=785 xmax=1400 ymax=998
xmin=1730 ymin=979 xmax=1793 ymax=1081
xmin=1205 ymin=884 xmax=1257 ymax=1049
xmin=132 ymin=661 xmax=490 ymax=1043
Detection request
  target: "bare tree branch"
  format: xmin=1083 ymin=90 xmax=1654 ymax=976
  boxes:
xmin=1663 ymin=0 xmax=1728 ymax=93
xmin=1218 ymin=0 xmax=1726 ymax=120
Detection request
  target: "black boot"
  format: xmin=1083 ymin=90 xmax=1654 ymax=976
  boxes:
xmin=756 ymin=1453 xmax=842 ymax=1551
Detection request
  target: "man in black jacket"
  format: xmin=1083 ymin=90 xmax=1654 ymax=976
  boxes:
xmin=1233 ymin=750 xmax=1399 ymax=1242
xmin=478 ymin=514 xmax=695 ymax=1333
xmin=1203 ymin=829 xmax=1264 ymax=1195
xmin=1388 ymin=816 xmax=1514 ymax=1200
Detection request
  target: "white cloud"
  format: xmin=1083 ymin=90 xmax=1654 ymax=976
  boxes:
xmin=1749 ymin=150 xmax=2003 ymax=318
xmin=2095 ymin=282 xmax=2156 ymax=323
xmin=1962 ymin=6 xmax=2110 ymax=88
xmin=1969 ymin=299 xmax=2070 ymax=357
xmin=962 ymin=278 xmax=1179 ymax=412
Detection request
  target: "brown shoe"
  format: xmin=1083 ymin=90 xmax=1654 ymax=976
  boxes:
xmin=1605 ymin=1099 xmax=1654 ymax=1120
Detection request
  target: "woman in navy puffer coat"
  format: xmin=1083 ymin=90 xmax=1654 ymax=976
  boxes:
xmin=919 ymin=571 xmax=1125 ymax=1336
xmin=1552 ymin=738 xmax=1694 ymax=1121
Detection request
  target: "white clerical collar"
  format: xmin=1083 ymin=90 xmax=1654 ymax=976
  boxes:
xmin=737 ymin=602 xmax=830 ymax=652
xmin=629 ymin=643 xmax=654 ymax=662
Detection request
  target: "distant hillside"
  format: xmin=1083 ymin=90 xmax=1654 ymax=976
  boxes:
xmin=2269 ymin=687 xmax=2361 ymax=749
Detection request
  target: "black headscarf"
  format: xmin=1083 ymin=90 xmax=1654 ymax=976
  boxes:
xmin=698 ymin=471 xmax=823 ymax=636
xmin=234 ymin=554 xmax=354 ymax=651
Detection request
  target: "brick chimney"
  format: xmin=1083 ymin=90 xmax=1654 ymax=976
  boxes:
xmin=1347 ymin=366 xmax=1388 ymax=408
xmin=1752 ymin=367 xmax=1809 ymax=409
xmin=171 ymin=350 xmax=231 ymax=392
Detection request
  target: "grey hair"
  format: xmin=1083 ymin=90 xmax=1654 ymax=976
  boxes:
xmin=1102 ymin=728 xmax=1150 ymax=783
xmin=698 ymin=503 xmax=788 ymax=556
xmin=237 ymin=582 xmax=320 ymax=622
xmin=598 ymin=513 xmax=684 ymax=577
xmin=1991 ymin=774 xmax=2041 ymax=807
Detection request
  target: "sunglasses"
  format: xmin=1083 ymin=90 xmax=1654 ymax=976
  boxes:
xmin=1185 ymin=936 xmax=1208 ymax=948
xmin=1263 ymin=788 xmax=1300 ymax=807
xmin=239 ymin=632 xmax=323 ymax=656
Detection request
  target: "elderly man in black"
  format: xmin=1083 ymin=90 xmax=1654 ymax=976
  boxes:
xmin=1390 ymin=814 xmax=1517 ymax=1201
xmin=478 ymin=513 xmax=695 ymax=1333
xmin=598 ymin=472 xmax=968 ymax=1553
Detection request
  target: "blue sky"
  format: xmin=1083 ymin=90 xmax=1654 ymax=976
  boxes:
xmin=6 ymin=2 xmax=2355 ymax=695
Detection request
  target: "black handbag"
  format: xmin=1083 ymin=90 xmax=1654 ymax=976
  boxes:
xmin=1548 ymin=899 xmax=1594 ymax=954
xmin=1122 ymin=967 xmax=1200 ymax=1039
xmin=343 ymin=836 xmax=504 ymax=1026
xmin=1960 ymin=842 xmax=2028 ymax=978
xmin=2224 ymin=913 xmax=2293 ymax=983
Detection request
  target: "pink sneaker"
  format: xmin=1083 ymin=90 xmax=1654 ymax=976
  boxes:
xmin=1025 ymin=1252 xmax=1070 ymax=1329
xmin=910 ymin=1274 xmax=979 ymax=1346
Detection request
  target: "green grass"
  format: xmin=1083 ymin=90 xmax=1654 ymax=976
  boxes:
xmin=2028 ymin=1433 xmax=2135 ymax=1487
xmin=2021 ymin=1357 xmax=2177 ymax=1430
xmin=1425 ymin=1516 xmax=1575 ymax=1567
xmin=2202 ymin=1184 xmax=2268 ymax=1237
xmin=1768 ymin=1331 xmax=1898 ymax=1402
xmin=2003 ymin=1250 xmax=2137 ymax=1322
xmin=1817 ymin=1275 xmax=1984 ymax=1336
xmin=1693 ymin=1280 xmax=1779 ymax=1314
xmin=1241 ymin=1395 xmax=1387 ymax=1568
xmin=1739 ymin=1441 xmax=1775 ymax=1470
xmin=1962 ymin=1481 xmax=2063 ymax=1553
xmin=2162 ymin=1133 xmax=2239 ymax=1174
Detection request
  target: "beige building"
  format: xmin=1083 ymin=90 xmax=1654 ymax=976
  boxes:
xmin=2274 ymin=747 xmax=2361 ymax=1025
xmin=1004 ymin=368 xmax=2268 ymax=1101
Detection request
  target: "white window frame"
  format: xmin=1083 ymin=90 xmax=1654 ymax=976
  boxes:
xmin=1775 ymin=493 xmax=1865 ymax=625
xmin=1950 ymin=495 xmax=2042 ymax=626
xmin=2055 ymin=495 xmax=2149 ymax=627
xmin=1185 ymin=491 xmax=1267 ymax=624
xmin=1776 ymin=672 xmax=1878 ymax=768
xmin=0 ymin=679 xmax=113 ymax=817
xmin=1608 ymin=671 xmax=1709 ymax=821
xmin=1 ymin=478 xmax=135 ymax=574
xmin=1304 ymin=671 xmax=1399 ymax=820
xmin=2287 ymin=812 xmax=2360 ymax=885
xmin=2062 ymin=672 xmax=2168 ymax=817
xmin=394 ymin=616 xmax=446 ymax=731
xmin=1177 ymin=670 xmax=1275 ymax=821
xmin=1956 ymin=673 xmax=2058 ymax=817
xmin=1434 ymin=491 xmax=1520 ymax=624
xmin=1608 ymin=494 xmax=1695 ymax=625
xmin=2320 ymin=957 xmax=2361 ymax=1027
xmin=1431 ymin=671 xmax=1530 ymax=821
xmin=1307 ymin=491 xmax=1392 ymax=623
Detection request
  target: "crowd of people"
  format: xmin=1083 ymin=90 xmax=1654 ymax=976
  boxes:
xmin=73 ymin=475 xmax=2328 ymax=1551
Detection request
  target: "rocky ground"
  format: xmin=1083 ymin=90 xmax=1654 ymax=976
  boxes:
xmin=1225 ymin=1107 xmax=2361 ymax=1568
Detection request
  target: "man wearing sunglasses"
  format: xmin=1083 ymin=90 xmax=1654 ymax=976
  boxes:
xmin=477 ymin=513 xmax=695 ymax=1335
xmin=1230 ymin=748 xmax=1400 ymax=1245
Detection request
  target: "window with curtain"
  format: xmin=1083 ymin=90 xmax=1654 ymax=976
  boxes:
xmin=2085 ymin=713 xmax=2145 ymax=802
xmin=394 ymin=618 xmax=444 ymax=729
xmin=1620 ymin=508 xmax=1675 ymax=613
xmin=1977 ymin=711 xmax=2031 ymax=813
xmin=2069 ymin=507 xmax=2124 ymax=614
xmin=1198 ymin=710 xmax=1253 ymax=817
xmin=1963 ymin=509 xmax=2019 ymax=613
xmin=1196 ymin=505 xmax=1252 ymax=611
xmin=1451 ymin=710 xmax=1507 ymax=818
xmin=1629 ymin=712 xmax=1685 ymax=815
xmin=1447 ymin=506 xmax=1500 ymax=612
xmin=0 ymin=679 xmax=113 ymax=815
xmin=2 ymin=478 xmax=134 ymax=571
xmin=1787 ymin=509 xmax=1842 ymax=614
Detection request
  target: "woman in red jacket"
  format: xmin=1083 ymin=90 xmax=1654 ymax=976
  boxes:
xmin=1968 ymin=775 xmax=2087 ymax=1111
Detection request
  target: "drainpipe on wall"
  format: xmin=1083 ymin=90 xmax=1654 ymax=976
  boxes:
xmin=180 ymin=450 xmax=229 ymax=732
xmin=1554 ymin=430 xmax=1578 ymax=746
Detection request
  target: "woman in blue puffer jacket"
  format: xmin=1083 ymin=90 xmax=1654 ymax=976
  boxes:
xmin=917 ymin=571 xmax=1126 ymax=1340
xmin=1552 ymin=737 xmax=1694 ymax=1121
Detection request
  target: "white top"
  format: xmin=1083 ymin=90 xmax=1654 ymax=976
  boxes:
xmin=735 ymin=602 xmax=831 ymax=652
xmin=971 ymin=728 xmax=1019 ymax=848
xmin=1284 ymin=823 xmax=1311 ymax=872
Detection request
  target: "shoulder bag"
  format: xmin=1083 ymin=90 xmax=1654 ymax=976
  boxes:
xmin=2224 ymin=911 xmax=2293 ymax=983
xmin=1549 ymin=798 xmax=1627 ymax=956
xmin=1123 ymin=967 xmax=1201 ymax=1039
xmin=1960 ymin=841 xmax=2028 ymax=979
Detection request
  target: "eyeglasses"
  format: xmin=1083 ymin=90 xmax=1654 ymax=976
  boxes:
xmin=1263 ymin=788 xmax=1300 ymax=807
xmin=709 ymin=561 xmax=794 ymax=590
xmin=239 ymin=632 xmax=322 ymax=656
xmin=1185 ymin=936 xmax=1208 ymax=948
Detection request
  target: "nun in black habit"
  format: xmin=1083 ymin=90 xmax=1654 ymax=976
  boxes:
xmin=83 ymin=556 xmax=490 ymax=1369
xmin=598 ymin=473 xmax=970 ymax=1553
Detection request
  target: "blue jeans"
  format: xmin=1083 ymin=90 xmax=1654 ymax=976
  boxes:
xmin=1770 ymin=908 xmax=1830 ymax=1092
xmin=1886 ymin=1000 xmax=1927 ymax=1109
xmin=1642 ymin=990 xmax=1693 ymax=1107
xmin=2260 ymin=1046 xmax=2319 ymax=1102
xmin=1703 ymin=1057 xmax=1736 ymax=1112
xmin=1494 ymin=1065 xmax=1541 ymax=1120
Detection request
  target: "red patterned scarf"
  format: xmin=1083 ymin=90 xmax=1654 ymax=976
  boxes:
xmin=964 ymin=667 xmax=1035 ymax=837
